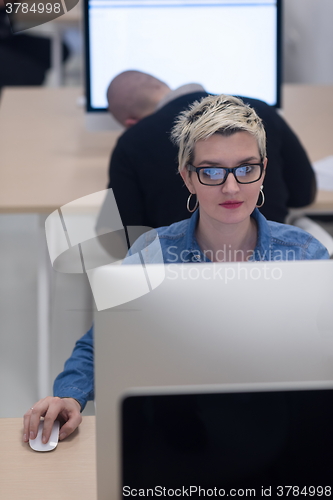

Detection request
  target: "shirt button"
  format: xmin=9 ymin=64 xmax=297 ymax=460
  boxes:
xmin=192 ymin=254 xmax=201 ymax=262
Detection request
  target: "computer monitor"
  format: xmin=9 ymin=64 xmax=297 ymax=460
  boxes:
xmin=122 ymin=383 xmax=333 ymax=493
xmin=84 ymin=0 xmax=282 ymax=130
xmin=94 ymin=260 xmax=333 ymax=499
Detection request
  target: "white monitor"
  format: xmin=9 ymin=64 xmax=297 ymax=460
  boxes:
xmin=84 ymin=0 xmax=282 ymax=130
xmin=94 ymin=260 xmax=333 ymax=499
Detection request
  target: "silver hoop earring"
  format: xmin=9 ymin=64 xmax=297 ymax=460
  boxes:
xmin=187 ymin=193 xmax=199 ymax=213
xmin=256 ymin=185 xmax=265 ymax=208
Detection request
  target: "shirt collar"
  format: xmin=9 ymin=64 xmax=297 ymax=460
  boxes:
xmin=184 ymin=208 xmax=272 ymax=262
xmin=155 ymin=84 xmax=206 ymax=111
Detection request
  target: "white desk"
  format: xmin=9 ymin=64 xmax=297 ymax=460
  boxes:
xmin=282 ymin=84 xmax=333 ymax=214
xmin=1 ymin=85 xmax=332 ymax=212
xmin=0 ymin=416 xmax=97 ymax=500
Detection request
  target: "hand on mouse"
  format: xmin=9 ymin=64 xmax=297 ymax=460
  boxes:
xmin=23 ymin=396 xmax=82 ymax=444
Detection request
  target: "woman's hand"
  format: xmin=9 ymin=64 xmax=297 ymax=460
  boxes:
xmin=23 ymin=396 xmax=82 ymax=444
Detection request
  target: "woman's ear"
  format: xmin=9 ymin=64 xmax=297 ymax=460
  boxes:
xmin=180 ymin=167 xmax=196 ymax=194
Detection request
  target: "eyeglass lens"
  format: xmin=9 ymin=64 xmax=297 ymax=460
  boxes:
xmin=200 ymin=164 xmax=261 ymax=185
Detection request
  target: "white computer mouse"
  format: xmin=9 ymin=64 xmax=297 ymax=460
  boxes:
xmin=29 ymin=420 xmax=60 ymax=452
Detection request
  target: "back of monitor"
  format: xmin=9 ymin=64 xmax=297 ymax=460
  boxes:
xmin=94 ymin=260 xmax=333 ymax=500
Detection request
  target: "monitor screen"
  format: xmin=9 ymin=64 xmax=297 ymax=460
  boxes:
xmin=84 ymin=0 xmax=282 ymax=114
xmin=122 ymin=388 xmax=333 ymax=491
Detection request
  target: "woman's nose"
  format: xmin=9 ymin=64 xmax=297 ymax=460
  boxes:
xmin=221 ymin=172 xmax=240 ymax=193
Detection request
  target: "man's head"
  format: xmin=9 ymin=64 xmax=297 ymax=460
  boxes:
xmin=107 ymin=70 xmax=171 ymax=128
xmin=171 ymin=94 xmax=266 ymax=173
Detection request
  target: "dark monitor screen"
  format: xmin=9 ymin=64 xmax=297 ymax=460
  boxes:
xmin=84 ymin=0 xmax=282 ymax=114
xmin=122 ymin=389 xmax=333 ymax=495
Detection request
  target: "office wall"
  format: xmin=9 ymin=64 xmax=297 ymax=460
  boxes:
xmin=0 ymin=214 xmax=94 ymax=418
xmin=284 ymin=0 xmax=333 ymax=84
xmin=0 ymin=215 xmax=39 ymax=417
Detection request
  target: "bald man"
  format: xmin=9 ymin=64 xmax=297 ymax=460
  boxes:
xmin=107 ymin=70 xmax=171 ymax=128
xmin=107 ymin=70 xmax=316 ymax=227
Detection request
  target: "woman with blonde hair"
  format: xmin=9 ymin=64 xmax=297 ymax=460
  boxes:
xmin=129 ymin=94 xmax=328 ymax=263
xmin=23 ymin=95 xmax=328 ymax=446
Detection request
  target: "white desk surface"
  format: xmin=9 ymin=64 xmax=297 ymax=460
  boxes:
xmin=0 ymin=84 xmax=332 ymax=214
xmin=0 ymin=87 xmax=120 ymax=213
xmin=0 ymin=416 xmax=97 ymax=500
xmin=282 ymin=85 xmax=333 ymax=214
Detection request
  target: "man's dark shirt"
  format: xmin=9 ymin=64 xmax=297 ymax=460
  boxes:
xmin=108 ymin=92 xmax=315 ymax=227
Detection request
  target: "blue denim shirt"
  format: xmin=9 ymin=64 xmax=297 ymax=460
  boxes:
xmin=53 ymin=209 xmax=329 ymax=409
xmin=128 ymin=208 xmax=329 ymax=263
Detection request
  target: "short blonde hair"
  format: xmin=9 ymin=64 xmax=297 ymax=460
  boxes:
xmin=171 ymin=94 xmax=266 ymax=172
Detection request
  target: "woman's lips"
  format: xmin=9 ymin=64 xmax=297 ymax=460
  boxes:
xmin=220 ymin=201 xmax=244 ymax=209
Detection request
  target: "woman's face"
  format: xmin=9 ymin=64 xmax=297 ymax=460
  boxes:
xmin=180 ymin=131 xmax=267 ymax=227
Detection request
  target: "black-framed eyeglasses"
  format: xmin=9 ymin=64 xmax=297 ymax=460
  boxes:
xmin=187 ymin=163 xmax=264 ymax=186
